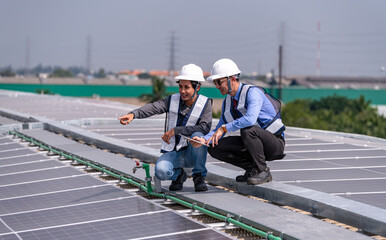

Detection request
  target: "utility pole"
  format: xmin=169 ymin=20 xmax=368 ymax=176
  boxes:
xmin=317 ymin=21 xmax=321 ymax=76
xmin=277 ymin=22 xmax=285 ymax=101
xmin=25 ymin=36 xmax=30 ymax=76
xmin=278 ymin=45 xmax=283 ymax=101
xmin=86 ymin=35 xmax=91 ymax=75
xmin=168 ymin=31 xmax=176 ymax=78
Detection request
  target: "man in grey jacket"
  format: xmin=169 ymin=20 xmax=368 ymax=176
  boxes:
xmin=118 ymin=64 xmax=212 ymax=192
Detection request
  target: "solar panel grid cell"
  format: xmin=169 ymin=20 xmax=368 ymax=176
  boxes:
xmin=0 ymin=154 xmax=49 ymax=166
xmin=0 ymin=167 xmax=84 ymax=186
xmin=0 ymin=175 xmax=107 ymax=199
xmin=0 ymin=149 xmax=35 ymax=158
xmin=0 ymin=234 xmax=20 ymax=240
xmin=0 ymin=160 xmax=64 ymax=175
xmin=0 ymin=139 xmax=13 ymax=145
xmin=0 ymin=143 xmax=24 ymax=151
xmin=0 ymin=186 xmax=132 ymax=216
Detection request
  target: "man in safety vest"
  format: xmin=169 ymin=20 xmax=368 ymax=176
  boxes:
xmin=191 ymin=59 xmax=285 ymax=185
xmin=118 ymin=64 xmax=212 ymax=192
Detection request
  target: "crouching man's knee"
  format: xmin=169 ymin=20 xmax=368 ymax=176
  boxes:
xmin=155 ymin=160 xmax=174 ymax=180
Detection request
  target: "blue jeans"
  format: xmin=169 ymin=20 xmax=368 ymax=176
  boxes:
xmin=155 ymin=132 xmax=208 ymax=181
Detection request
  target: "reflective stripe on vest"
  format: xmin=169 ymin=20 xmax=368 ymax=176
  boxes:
xmin=161 ymin=93 xmax=208 ymax=152
xmin=224 ymin=84 xmax=249 ymax=123
xmin=222 ymin=84 xmax=284 ymax=135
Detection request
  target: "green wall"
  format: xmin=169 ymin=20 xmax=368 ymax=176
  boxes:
xmin=0 ymin=84 xmax=152 ymax=97
xmin=277 ymin=87 xmax=386 ymax=105
xmin=1 ymin=83 xmax=385 ymax=105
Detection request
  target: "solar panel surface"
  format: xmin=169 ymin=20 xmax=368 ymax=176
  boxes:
xmin=0 ymin=135 xmax=233 ymax=240
xmin=0 ymin=89 xmax=384 ymax=239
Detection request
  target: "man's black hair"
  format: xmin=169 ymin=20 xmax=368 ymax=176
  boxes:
xmin=177 ymin=80 xmax=201 ymax=91
xmin=191 ymin=81 xmax=200 ymax=91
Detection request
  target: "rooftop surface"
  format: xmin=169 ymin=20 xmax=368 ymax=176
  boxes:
xmin=0 ymin=89 xmax=385 ymax=240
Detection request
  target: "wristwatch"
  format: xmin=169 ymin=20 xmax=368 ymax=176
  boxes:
xmin=221 ymin=124 xmax=228 ymax=133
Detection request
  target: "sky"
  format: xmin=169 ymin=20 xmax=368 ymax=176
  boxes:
xmin=1 ymin=0 xmax=386 ymax=77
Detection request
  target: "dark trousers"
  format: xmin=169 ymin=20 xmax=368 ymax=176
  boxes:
xmin=208 ymin=126 xmax=285 ymax=172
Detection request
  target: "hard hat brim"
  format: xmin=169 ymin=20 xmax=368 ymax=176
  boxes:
xmin=207 ymin=72 xmax=241 ymax=81
xmin=206 ymin=74 xmax=227 ymax=81
xmin=175 ymin=75 xmax=205 ymax=82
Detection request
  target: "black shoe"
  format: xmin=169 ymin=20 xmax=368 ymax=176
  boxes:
xmin=193 ymin=174 xmax=208 ymax=192
xmin=236 ymin=169 xmax=258 ymax=182
xmin=169 ymin=169 xmax=187 ymax=191
xmin=247 ymin=167 xmax=272 ymax=185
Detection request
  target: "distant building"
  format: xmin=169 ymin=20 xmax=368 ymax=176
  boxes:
xmin=117 ymin=70 xmax=144 ymax=83
xmin=148 ymin=70 xmax=176 ymax=78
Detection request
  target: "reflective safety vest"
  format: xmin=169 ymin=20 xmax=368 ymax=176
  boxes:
xmin=161 ymin=93 xmax=209 ymax=152
xmin=223 ymin=84 xmax=285 ymax=136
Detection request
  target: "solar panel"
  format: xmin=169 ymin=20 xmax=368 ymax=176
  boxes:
xmin=16 ymin=212 xmax=227 ymax=240
xmin=0 ymin=132 xmax=232 ymax=240
xmin=3 ymin=198 xmax=165 ymax=231
xmin=0 ymin=175 xmax=107 ymax=199
xmin=0 ymin=185 xmax=131 ymax=216
xmin=0 ymin=153 xmax=49 ymax=165
xmin=0 ymin=149 xmax=36 ymax=158
xmin=0 ymin=138 xmax=15 ymax=144
xmin=0 ymin=234 xmax=20 ymax=240
xmin=285 ymin=142 xmax=370 ymax=151
xmin=0 ymin=143 xmax=24 ymax=151
xmin=0 ymin=160 xmax=65 ymax=175
xmin=284 ymin=148 xmax=386 ymax=159
xmin=0 ymin=223 xmax=11 ymax=234
xmin=343 ymin=193 xmax=386 ymax=209
xmin=273 ymin=168 xmax=386 ymax=181
xmin=292 ymin=179 xmax=386 ymax=194
xmin=0 ymin=167 xmax=85 ymax=186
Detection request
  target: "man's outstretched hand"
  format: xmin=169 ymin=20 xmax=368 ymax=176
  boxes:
xmin=118 ymin=113 xmax=134 ymax=125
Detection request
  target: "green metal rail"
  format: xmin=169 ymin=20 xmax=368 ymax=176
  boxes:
xmin=10 ymin=131 xmax=283 ymax=240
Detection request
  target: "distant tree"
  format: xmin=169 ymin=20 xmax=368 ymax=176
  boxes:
xmin=213 ymin=110 xmax=222 ymax=119
xmin=139 ymin=76 xmax=174 ymax=103
xmin=0 ymin=66 xmax=15 ymax=77
xmin=282 ymin=94 xmax=386 ymax=138
xmin=16 ymin=68 xmax=28 ymax=75
xmin=138 ymin=72 xmax=152 ymax=79
xmin=67 ymin=66 xmax=88 ymax=76
xmin=35 ymin=88 xmax=53 ymax=95
xmin=94 ymin=68 xmax=106 ymax=78
xmin=32 ymin=64 xmax=54 ymax=75
xmin=50 ymin=68 xmax=73 ymax=77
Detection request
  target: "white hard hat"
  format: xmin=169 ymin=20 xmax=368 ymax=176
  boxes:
xmin=175 ymin=64 xmax=205 ymax=82
xmin=207 ymin=58 xmax=241 ymax=81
